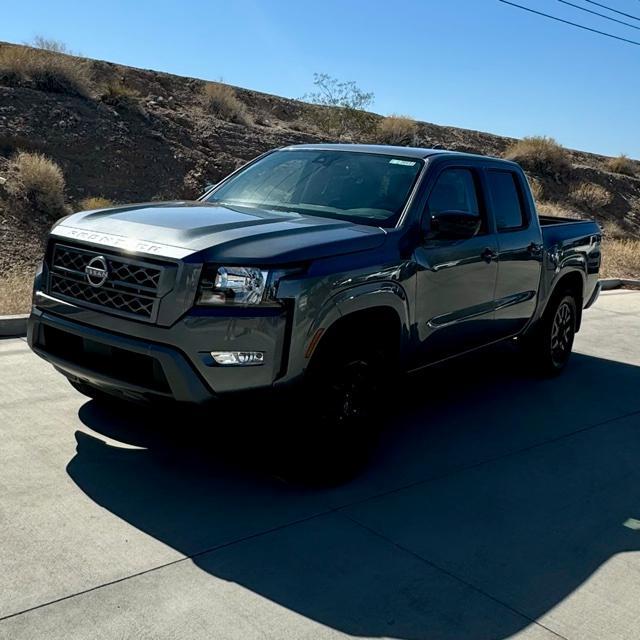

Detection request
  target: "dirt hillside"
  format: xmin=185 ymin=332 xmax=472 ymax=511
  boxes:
xmin=1 ymin=41 xmax=639 ymax=313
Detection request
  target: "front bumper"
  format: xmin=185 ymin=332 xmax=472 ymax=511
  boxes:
xmin=28 ymin=291 xmax=290 ymax=404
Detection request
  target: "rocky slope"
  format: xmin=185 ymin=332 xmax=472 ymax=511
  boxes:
xmin=1 ymin=41 xmax=639 ymax=283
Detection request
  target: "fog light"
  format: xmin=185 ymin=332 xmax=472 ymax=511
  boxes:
xmin=210 ymin=351 xmax=265 ymax=366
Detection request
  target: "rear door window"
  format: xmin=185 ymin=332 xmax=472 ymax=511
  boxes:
xmin=487 ymin=171 xmax=526 ymax=231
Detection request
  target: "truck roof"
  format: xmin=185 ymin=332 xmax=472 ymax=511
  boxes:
xmin=281 ymin=143 xmax=498 ymax=161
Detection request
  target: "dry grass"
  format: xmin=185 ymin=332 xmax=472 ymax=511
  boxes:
xmin=0 ymin=268 xmax=34 ymax=315
xmin=202 ymin=83 xmax=251 ymax=125
xmin=5 ymin=151 xmax=67 ymax=216
xmin=375 ymin=115 xmax=418 ymax=145
xmin=0 ymin=45 xmax=92 ymax=97
xmin=605 ymin=154 xmax=637 ymax=177
xmin=569 ymin=182 xmax=612 ymax=210
xmin=78 ymin=196 xmax=113 ymax=211
xmin=601 ymin=237 xmax=640 ymax=280
xmin=504 ymin=136 xmax=570 ymax=176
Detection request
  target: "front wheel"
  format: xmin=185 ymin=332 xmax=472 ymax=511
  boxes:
xmin=280 ymin=342 xmax=392 ymax=484
xmin=524 ymin=292 xmax=577 ymax=376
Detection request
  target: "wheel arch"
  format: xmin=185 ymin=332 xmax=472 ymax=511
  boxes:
xmin=309 ymin=304 xmax=404 ymax=367
xmin=544 ymin=270 xmax=585 ymax=331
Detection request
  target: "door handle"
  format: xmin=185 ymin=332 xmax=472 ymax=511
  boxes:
xmin=528 ymin=242 xmax=543 ymax=255
xmin=481 ymin=248 xmax=497 ymax=263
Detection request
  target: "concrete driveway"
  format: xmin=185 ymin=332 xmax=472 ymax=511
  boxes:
xmin=1 ymin=290 xmax=640 ymax=639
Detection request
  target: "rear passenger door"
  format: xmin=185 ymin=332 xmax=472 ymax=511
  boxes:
xmin=486 ymin=169 xmax=543 ymax=338
xmin=413 ymin=165 xmax=499 ymax=364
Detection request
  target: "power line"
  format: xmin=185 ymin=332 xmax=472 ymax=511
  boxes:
xmin=498 ymin=0 xmax=640 ymax=45
xmin=583 ymin=0 xmax=640 ymax=22
xmin=557 ymin=0 xmax=640 ymax=30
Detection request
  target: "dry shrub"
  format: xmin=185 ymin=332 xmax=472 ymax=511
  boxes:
xmin=606 ymin=154 xmax=636 ymax=177
xmin=0 ymin=268 xmax=34 ymax=315
xmin=536 ymin=201 xmax=582 ymax=219
xmin=527 ymin=176 xmax=545 ymax=202
xmin=101 ymin=79 xmax=140 ymax=106
xmin=78 ymin=196 xmax=113 ymax=211
xmin=5 ymin=152 xmax=67 ymax=216
xmin=202 ymin=83 xmax=250 ymax=125
xmin=504 ymin=136 xmax=570 ymax=176
xmin=376 ymin=115 xmax=418 ymax=145
xmin=569 ymin=182 xmax=612 ymax=210
xmin=600 ymin=237 xmax=640 ymax=280
xmin=0 ymin=45 xmax=91 ymax=97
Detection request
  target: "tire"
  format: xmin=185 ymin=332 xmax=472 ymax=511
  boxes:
xmin=280 ymin=336 xmax=393 ymax=485
xmin=525 ymin=292 xmax=578 ymax=376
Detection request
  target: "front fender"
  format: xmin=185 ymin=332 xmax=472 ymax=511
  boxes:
xmin=278 ymin=279 xmax=411 ymax=387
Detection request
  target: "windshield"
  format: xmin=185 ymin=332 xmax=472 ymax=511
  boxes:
xmin=205 ymin=149 xmax=424 ymax=227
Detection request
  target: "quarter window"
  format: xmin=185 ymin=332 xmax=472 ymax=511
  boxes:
xmin=487 ymin=171 xmax=526 ymax=231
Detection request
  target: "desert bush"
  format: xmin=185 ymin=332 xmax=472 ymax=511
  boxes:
xmin=0 ymin=45 xmax=91 ymax=97
xmin=102 ymin=80 xmax=139 ymax=100
xmin=600 ymin=220 xmax=629 ymax=240
xmin=536 ymin=201 xmax=582 ymax=219
xmin=303 ymin=73 xmax=375 ymax=139
xmin=78 ymin=196 xmax=113 ymax=211
xmin=5 ymin=152 xmax=67 ymax=216
xmin=202 ymin=83 xmax=251 ymax=125
xmin=100 ymin=79 xmax=140 ymax=107
xmin=605 ymin=154 xmax=636 ymax=177
xmin=504 ymin=136 xmax=570 ymax=176
xmin=569 ymin=182 xmax=612 ymax=210
xmin=527 ymin=176 xmax=545 ymax=202
xmin=375 ymin=115 xmax=418 ymax=145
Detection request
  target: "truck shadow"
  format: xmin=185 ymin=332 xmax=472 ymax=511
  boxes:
xmin=69 ymin=347 xmax=640 ymax=639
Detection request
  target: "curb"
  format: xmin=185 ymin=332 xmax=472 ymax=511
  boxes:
xmin=600 ymin=279 xmax=640 ymax=291
xmin=0 ymin=314 xmax=28 ymax=338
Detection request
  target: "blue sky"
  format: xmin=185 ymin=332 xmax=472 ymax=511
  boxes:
xmin=2 ymin=0 xmax=639 ymax=157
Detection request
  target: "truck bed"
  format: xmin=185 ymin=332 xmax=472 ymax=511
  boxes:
xmin=539 ymin=214 xmax=592 ymax=226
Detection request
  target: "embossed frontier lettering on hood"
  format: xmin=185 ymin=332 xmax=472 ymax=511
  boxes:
xmin=54 ymin=201 xmax=387 ymax=264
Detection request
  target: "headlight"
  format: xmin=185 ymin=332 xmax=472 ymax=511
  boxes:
xmin=197 ymin=266 xmax=271 ymax=306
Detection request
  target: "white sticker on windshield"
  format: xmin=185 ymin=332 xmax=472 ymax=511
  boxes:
xmin=389 ymin=159 xmax=417 ymax=166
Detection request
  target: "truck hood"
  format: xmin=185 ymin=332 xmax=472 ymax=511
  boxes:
xmin=53 ymin=201 xmax=386 ymax=264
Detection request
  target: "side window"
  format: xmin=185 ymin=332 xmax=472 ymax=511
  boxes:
xmin=487 ymin=171 xmax=526 ymax=231
xmin=425 ymin=168 xmax=484 ymax=239
xmin=427 ymin=169 xmax=480 ymax=217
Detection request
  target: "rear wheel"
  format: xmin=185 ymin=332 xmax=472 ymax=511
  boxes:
xmin=524 ymin=292 xmax=577 ymax=376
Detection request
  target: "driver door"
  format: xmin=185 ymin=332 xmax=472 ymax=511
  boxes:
xmin=413 ymin=166 xmax=499 ymax=365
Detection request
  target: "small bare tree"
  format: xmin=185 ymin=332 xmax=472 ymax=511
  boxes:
xmin=303 ymin=73 xmax=375 ymax=139
xmin=31 ymin=36 xmax=75 ymax=55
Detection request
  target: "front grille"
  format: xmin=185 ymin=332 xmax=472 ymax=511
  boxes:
xmin=48 ymin=243 xmax=172 ymax=321
xmin=50 ymin=275 xmax=155 ymax=317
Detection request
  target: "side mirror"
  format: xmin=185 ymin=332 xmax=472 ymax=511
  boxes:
xmin=424 ymin=210 xmax=481 ymax=241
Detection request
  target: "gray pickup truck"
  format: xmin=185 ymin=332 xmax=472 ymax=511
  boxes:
xmin=28 ymin=144 xmax=601 ymax=468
